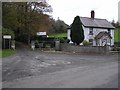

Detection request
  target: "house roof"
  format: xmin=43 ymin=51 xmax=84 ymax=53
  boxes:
xmin=95 ymin=32 xmax=112 ymax=39
xmin=80 ymin=17 xmax=115 ymax=29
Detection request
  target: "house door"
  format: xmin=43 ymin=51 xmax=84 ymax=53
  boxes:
xmin=102 ymin=39 xmax=107 ymax=46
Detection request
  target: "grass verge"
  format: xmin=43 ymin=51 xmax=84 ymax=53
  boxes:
xmin=0 ymin=49 xmax=16 ymax=58
xmin=49 ymin=33 xmax=67 ymax=38
xmin=114 ymin=28 xmax=120 ymax=42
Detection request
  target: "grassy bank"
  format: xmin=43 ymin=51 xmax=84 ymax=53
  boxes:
xmin=0 ymin=49 xmax=16 ymax=58
xmin=114 ymin=28 xmax=120 ymax=42
xmin=49 ymin=33 xmax=67 ymax=38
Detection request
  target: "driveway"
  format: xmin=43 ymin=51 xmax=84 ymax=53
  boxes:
xmin=2 ymin=42 xmax=119 ymax=88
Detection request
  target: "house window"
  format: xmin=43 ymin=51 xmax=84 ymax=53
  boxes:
xmin=89 ymin=28 xmax=93 ymax=35
xmin=89 ymin=39 xmax=93 ymax=44
xmin=108 ymin=29 xmax=111 ymax=35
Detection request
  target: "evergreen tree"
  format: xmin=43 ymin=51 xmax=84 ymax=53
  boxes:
xmin=70 ymin=16 xmax=84 ymax=45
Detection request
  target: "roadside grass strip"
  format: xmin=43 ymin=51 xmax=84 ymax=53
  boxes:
xmin=49 ymin=33 xmax=67 ymax=37
xmin=114 ymin=28 xmax=120 ymax=42
xmin=0 ymin=49 xmax=16 ymax=58
xmin=0 ymin=50 xmax=2 ymax=58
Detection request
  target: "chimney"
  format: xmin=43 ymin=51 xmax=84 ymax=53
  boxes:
xmin=91 ymin=10 xmax=95 ymax=19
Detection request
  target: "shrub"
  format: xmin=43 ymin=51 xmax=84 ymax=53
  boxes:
xmin=111 ymin=46 xmax=120 ymax=51
xmin=0 ymin=49 xmax=16 ymax=58
xmin=70 ymin=16 xmax=84 ymax=45
xmin=83 ymin=40 xmax=91 ymax=46
xmin=1 ymin=28 xmax=15 ymax=39
xmin=55 ymin=37 xmax=66 ymax=43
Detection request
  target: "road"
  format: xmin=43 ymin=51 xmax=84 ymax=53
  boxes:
xmin=2 ymin=42 xmax=119 ymax=88
xmin=0 ymin=56 xmax=2 ymax=89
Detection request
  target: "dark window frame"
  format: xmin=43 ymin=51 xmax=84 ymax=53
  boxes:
xmin=89 ymin=28 xmax=93 ymax=35
xmin=108 ymin=29 xmax=111 ymax=35
xmin=89 ymin=39 xmax=93 ymax=43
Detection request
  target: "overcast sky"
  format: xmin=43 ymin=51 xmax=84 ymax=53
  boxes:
xmin=48 ymin=0 xmax=120 ymax=25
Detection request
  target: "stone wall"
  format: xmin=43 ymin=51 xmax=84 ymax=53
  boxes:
xmin=60 ymin=43 xmax=109 ymax=54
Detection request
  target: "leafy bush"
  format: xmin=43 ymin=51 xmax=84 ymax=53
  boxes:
xmin=1 ymin=28 xmax=15 ymax=39
xmin=70 ymin=16 xmax=84 ymax=45
xmin=55 ymin=37 xmax=66 ymax=43
xmin=83 ymin=40 xmax=91 ymax=46
xmin=0 ymin=49 xmax=16 ymax=58
xmin=49 ymin=33 xmax=67 ymax=38
xmin=111 ymin=46 xmax=120 ymax=51
xmin=32 ymin=36 xmax=66 ymax=43
xmin=114 ymin=28 xmax=120 ymax=42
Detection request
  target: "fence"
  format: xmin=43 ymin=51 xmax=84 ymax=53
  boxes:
xmin=60 ymin=43 xmax=109 ymax=54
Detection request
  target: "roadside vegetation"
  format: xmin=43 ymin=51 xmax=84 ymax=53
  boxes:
xmin=70 ymin=16 xmax=84 ymax=45
xmin=2 ymin=2 xmax=68 ymax=44
xmin=0 ymin=49 xmax=16 ymax=58
xmin=49 ymin=33 xmax=67 ymax=38
xmin=114 ymin=28 xmax=120 ymax=42
xmin=111 ymin=28 xmax=120 ymax=51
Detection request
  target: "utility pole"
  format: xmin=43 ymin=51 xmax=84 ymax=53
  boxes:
xmin=118 ymin=1 xmax=120 ymax=23
xmin=0 ymin=2 xmax=1 ymax=27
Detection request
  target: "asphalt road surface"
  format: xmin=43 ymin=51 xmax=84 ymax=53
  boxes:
xmin=2 ymin=43 xmax=119 ymax=88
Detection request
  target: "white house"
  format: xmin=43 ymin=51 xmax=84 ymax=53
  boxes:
xmin=67 ymin=10 xmax=115 ymax=46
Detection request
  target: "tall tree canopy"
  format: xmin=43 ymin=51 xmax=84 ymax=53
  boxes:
xmin=70 ymin=16 xmax=84 ymax=45
xmin=1 ymin=28 xmax=15 ymax=39
xmin=2 ymin=1 xmax=52 ymax=43
xmin=49 ymin=18 xmax=68 ymax=34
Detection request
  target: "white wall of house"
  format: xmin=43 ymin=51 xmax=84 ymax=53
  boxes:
xmin=111 ymin=29 xmax=114 ymax=46
xmin=67 ymin=26 xmax=114 ymax=46
xmin=67 ymin=29 xmax=71 ymax=40
xmin=82 ymin=26 xmax=114 ymax=46
xmin=67 ymin=29 xmax=73 ymax=43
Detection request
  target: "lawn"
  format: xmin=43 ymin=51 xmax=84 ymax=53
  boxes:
xmin=114 ymin=28 xmax=120 ymax=42
xmin=49 ymin=33 xmax=67 ymax=38
xmin=0 ymin=49 xmax=16 ymax=58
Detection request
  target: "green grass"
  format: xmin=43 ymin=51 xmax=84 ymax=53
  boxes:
xmin=49 ymin=33 xmax=67 ymax=38
xmin=0 ymin=51 xmax=2 ymax=58
xmin=114 ymin=28 xmax=120 ymax=42
xmin=0 ymin=49 xmax=16 ymax=58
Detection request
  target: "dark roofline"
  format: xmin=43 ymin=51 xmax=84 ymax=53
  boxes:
xmin=67 ymin=25 xmax=114 ymax=30
xmin=80 ymin=16 xmax=108 ymax=21
xmin=95 ymin=32 xmax=112 ymax=39
xmin=83 ymin=25 xmax=115 ymax=29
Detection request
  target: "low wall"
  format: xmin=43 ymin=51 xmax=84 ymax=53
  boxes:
xmin=60 ymin=43 xmax=109 ymax=54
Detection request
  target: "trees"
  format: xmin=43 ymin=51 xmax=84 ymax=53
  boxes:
xmin=70 ymin=16 xmax=84 ymax=45
xmin=2 ymin=1 xmax=52 ymax=44
xmin=2 ymin=2 xmax=19 ymax=31
xmin=111 ymin=20 xmax=120 ymax=28
xmin=1 ymin=28 xmax=15 ymax=39
xmin=49 ymin=18 xmax=68 ymax=34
